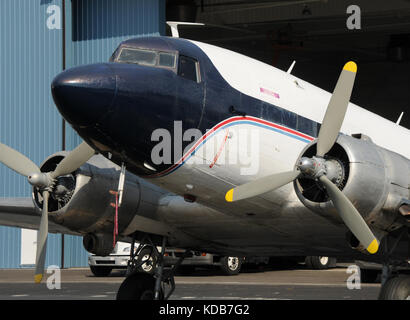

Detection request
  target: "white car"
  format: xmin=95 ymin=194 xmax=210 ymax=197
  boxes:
xmin=88 ymin=241 xmax=161 ymax=276
xmin=88 ymin=242 xmax=133 ymax=277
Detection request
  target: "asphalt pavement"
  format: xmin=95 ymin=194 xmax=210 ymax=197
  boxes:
xmin=0 ymin=263 xmax=381 ymax=300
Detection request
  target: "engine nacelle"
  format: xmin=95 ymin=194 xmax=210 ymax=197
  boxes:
xmin=32 ymin=152 xmax=141 ymax=238
xmin=295 ymin=134 xmax=410 ymax=234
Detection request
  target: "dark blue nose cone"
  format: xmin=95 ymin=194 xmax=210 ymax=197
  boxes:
xmin=51 ymin=63 xmax=117 ymax=127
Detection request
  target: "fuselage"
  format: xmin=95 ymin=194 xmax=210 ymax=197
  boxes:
xmin=51 ymin=36 xmax=410 ymax=257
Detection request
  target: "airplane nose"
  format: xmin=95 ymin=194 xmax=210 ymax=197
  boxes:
xmin=51 ymin=63 xmax=117 ymax=127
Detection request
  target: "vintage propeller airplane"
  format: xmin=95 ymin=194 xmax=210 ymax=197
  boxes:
xmin=0 ymin=24 xmax=409 ymax=300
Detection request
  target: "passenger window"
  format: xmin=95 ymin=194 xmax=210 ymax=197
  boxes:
xmin=178 ymin=56 xmax=200 ymax=82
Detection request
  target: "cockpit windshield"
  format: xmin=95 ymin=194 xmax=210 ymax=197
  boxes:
xmin=115 ymin=47 xmax=176 ymax=69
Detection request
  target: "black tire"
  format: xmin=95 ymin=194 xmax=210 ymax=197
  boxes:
xmin=90 ymin=266 xmax=112 ymax=277
xmin=136 ymin=247 xmax=158 ymax=275
xmin=378 ymin=276 xmax=410 ymax=300
xmin=116 ymin=272 xmax=157 ymax=300
xmin=220 ymin=256 xmax=242 ymax=275
xmin=360 ymin=268 xmax=380 ymax=283
xmin=305 ymin=256 xmax=337 ymax=270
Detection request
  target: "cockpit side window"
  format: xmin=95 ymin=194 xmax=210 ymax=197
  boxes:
xmin=178 ymin=55 xmax=200 ymax=83
xmin=159 ymin=52 xmax=176 ymax=68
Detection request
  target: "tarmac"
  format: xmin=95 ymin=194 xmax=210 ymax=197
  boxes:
xmin=0 ymin=263 xmax=381 ymax=300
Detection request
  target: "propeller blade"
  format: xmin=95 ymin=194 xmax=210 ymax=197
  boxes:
xmin=316 ymin=61 xmax=357 ymax=157
xmin=50 ymin=141 xmax=95 ymax=179
xmin=0 ymin=143 xmax=40 ymax=177
xmin=319 ymin=175 xmax=379 ymax=254
xmin=226 ymin=170 xmax=300 ymax=202
xmin=34 ymin=191 xmax=49 ymax=283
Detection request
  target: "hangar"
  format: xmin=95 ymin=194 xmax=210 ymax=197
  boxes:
xmin=173 ymin=0 xmax=410 ymax=130
xmin=0 ymin=0 xmax=409 ymax=269
xmin=0 ymin=0 xmax=165 ymax=268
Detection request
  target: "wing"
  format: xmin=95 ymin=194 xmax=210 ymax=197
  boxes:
xmin=0 ymin=197 xmax=80 ymax=235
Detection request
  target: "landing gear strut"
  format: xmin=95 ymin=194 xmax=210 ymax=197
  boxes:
xmin=117 ymin=235 xmax=188 ymax=300
xmin=378 ymin=228 xmax=410 ymax=300
xmin=126 ymin=234 xmax=158 ymax=276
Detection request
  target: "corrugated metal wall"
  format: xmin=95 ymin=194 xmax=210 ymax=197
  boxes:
xmin=0 ymin=0 xmax=64 ymax=268
xmin=0 ymin=0 xmax=165 ymax=268
xmin=0 ymin=226 xmax=21 ymax=268
xmin=63 ymin=234 xmax=88 ymax=267
xmin=0 ymin=0 xmax=63 ymax=197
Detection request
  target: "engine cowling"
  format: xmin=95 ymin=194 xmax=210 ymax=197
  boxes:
xmin=295 ymin=134 xmax=410 ymax=237
xmin=31 ymin=152 xmax=141 ymax=243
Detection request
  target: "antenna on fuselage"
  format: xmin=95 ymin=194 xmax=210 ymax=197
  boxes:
xmin=166 ymin=21 xmax=205 ymax=38
xmin=396 ymin=111 xmax=404 ymax=125
xmin=287 ymin=60 xmax=296 ymax=74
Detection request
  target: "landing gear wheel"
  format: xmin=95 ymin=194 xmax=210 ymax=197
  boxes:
xmin=120 ymin=234 xmax=186 ymax=300
xmin=116 ymin=272 xmax=161 ymax=300
xmin=136 ymin=247 xmax=158 ymax=275
xmin=220 ymin=256 xmax=242 ymax=275
xmin=305 ymin=256 xmax=337 ymax=270
xmin=378 ymin=276 xmax=410 ymax=300
xmin=90 ymin=266 xmax=112 ymax=277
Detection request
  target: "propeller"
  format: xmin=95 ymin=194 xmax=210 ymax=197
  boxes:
xmin=34 ymin=190 xmax=49 ymax=284
xmin=0 ymin=141 xmax=95 ymax=282
xmin=225 ymin=61 xmax=379 ymax=254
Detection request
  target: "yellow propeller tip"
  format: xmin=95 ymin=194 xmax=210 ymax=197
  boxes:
xmin=367 ymin=239 xmax=379 ymax=254
xmin=225 ymin=189 xmax=234 ymax=202
xmin=343 ymin=61 xmax=357 ymax=73
xmin=34 ymin=274 xmax=43 ymax=284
